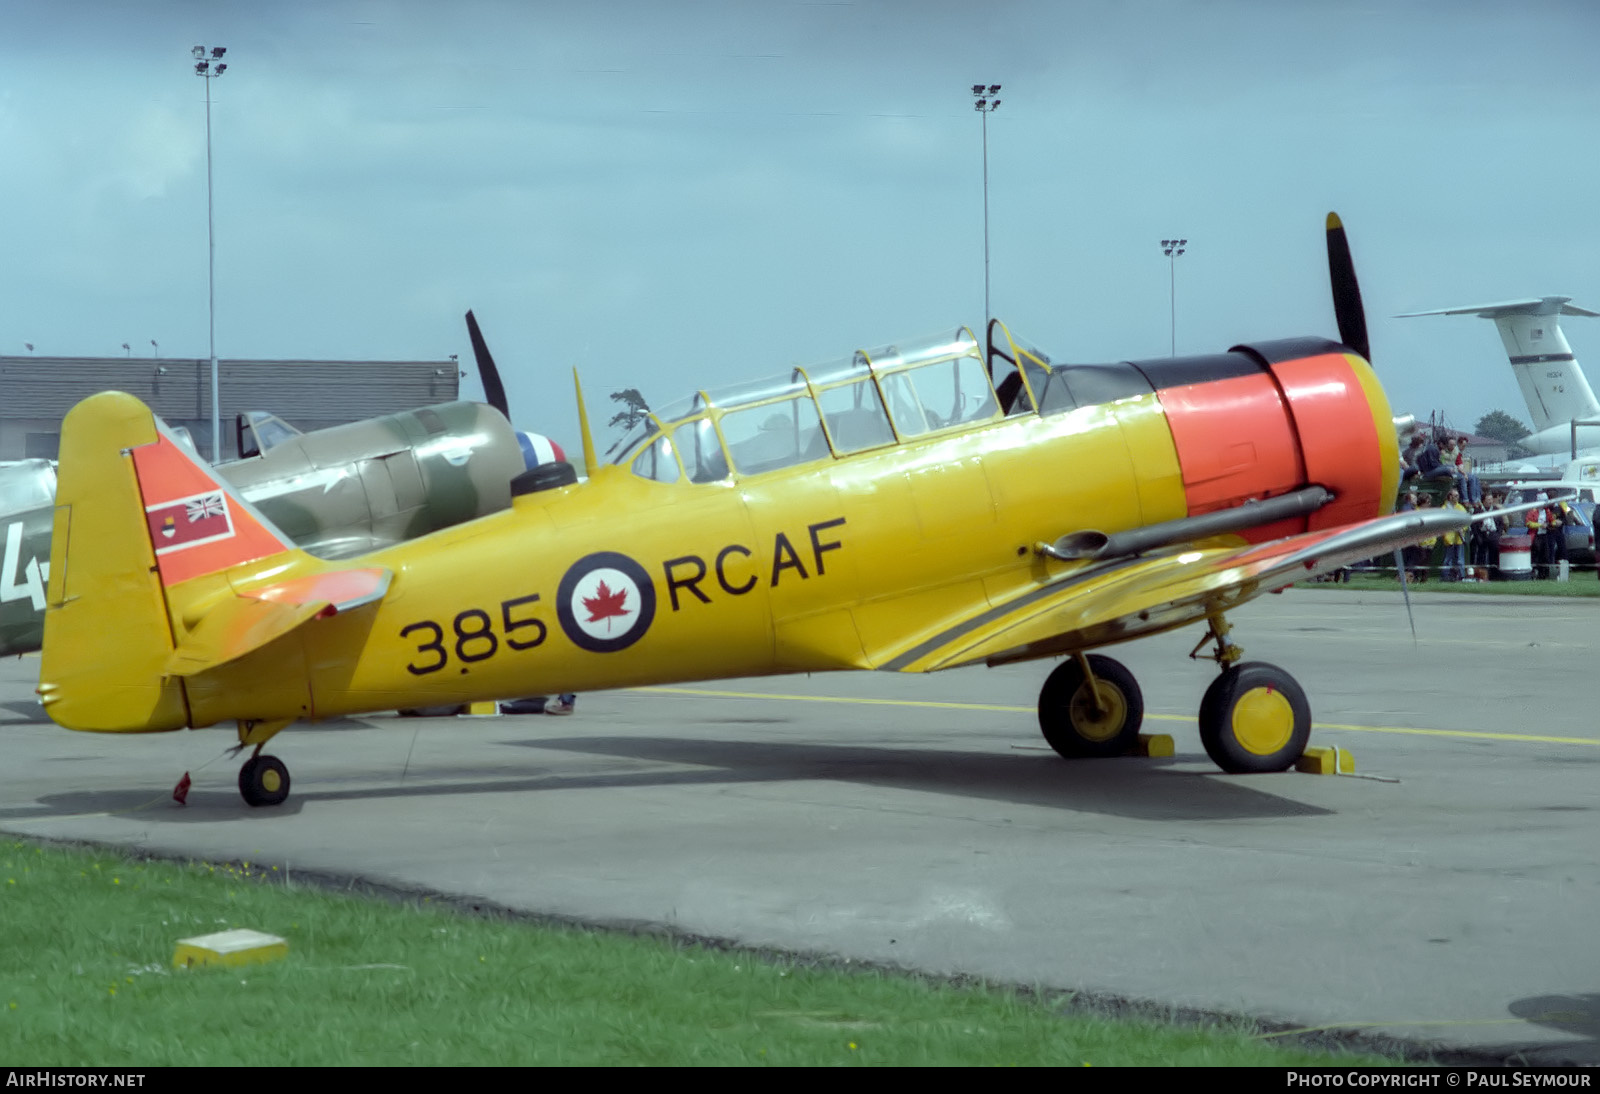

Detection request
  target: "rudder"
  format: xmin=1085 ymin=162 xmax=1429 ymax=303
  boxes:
xmin=39 ymin=392 xmax=297 ymax=732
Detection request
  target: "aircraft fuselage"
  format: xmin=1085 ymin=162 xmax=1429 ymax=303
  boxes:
xmin=167 ymin=338 xmax=1398 ymax=730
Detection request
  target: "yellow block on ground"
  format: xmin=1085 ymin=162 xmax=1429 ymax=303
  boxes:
xmin=462 ymin=700 xmax=500 ymax=716
xmin=174 ymin=928 xmax=288 ymax=970
xmin=1135 ymin=733 xmax=1174 ymax=757
xmin=1295 ymin=746 xmax=1354 ymax=775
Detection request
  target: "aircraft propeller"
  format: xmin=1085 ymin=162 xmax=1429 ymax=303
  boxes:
xmin=1328 ymin=213 xmax=1417 ymax=642
xmin=1325 ymin=212 xmax=1370 ymax=363
xmin=464 ymin=309 xmax=511 ymax=421
xmin=461 ymin=309 xmax=578 ymax=490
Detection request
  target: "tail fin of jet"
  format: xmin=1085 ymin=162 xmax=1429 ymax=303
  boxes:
xmin=39 ymin=392 xmax=385 ymax=733
xmin=1397 ymin=297 xmax=1600 ymax=433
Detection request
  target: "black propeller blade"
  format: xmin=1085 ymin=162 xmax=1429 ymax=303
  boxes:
xmin=1325 ymin=212 xmax=1370 ymax=363
xmin=464 ymin=309 xmax=511 ymax=421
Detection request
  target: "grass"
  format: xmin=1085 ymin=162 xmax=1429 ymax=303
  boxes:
xmin=1298 ymin=573 xmax=1600 ymax=596
xmin=0 ymin=839 xmax=1404 ymax=1067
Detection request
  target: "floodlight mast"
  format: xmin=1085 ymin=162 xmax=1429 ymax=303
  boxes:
xmin=973 ymin=83 xmax=1002 ymax=336
xmin=193 ymin=45 xmax=228 ymax=460
xmin=1161 ymin=238 xmax=1187 ymax=356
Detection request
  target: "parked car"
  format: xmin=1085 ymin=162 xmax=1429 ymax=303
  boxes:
xmin=1501 ymin=486 xmax=1595 ymax=568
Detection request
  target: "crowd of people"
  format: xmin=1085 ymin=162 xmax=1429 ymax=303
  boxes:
xmin=1394 ymin=429 xmax=1585 ymax=582
xmin=1400 ymin=430 xmax=1481 ymax=503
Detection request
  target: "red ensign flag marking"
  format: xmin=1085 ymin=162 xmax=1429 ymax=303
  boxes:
xmin=144 ymin=491 xmax=234 ymax=554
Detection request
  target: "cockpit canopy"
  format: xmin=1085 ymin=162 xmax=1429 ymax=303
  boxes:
xmin=609 ymin=328 xmax=1004 ymax=484
xmin=235 ymin=411 xmax=304 ymax=460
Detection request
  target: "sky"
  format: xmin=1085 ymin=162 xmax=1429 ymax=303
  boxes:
xmin=3 ymin=0 xmax=1598 ymax=459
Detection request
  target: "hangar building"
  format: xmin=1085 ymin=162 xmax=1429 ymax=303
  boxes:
xmin=0 ymin=355 xmax=462 ymax=463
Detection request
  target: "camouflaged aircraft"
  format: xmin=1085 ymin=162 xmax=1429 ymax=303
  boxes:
xmin=38 ymin=216 xmax=1475 ymax=807
xmin=1 ymin=312 xmax=561 ymax=658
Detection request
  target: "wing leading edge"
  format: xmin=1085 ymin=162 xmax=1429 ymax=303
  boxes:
xmin=879 ymin=509 xmax=1469 ymax=674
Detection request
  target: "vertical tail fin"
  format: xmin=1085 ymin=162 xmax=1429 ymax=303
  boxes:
xmin=1397 ymin=297 xmax=1600 ymax=432
xmin=39 ymin=392 xmax=298 ymax=732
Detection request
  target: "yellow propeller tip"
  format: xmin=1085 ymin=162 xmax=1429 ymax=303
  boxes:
xmin=1326 ymin=212 xmax=1343 ymax=231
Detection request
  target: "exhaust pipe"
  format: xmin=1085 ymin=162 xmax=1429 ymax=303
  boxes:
xmin=1038 ymin=486 xmax=1334 ymax=562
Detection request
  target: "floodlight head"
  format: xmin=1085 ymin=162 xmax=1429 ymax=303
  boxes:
xmin=972 ymin=84 xmax=985 ymax=95
xmin=195 ymin=61 xmax=208 ymax=74
xmin=1161 ymin=240 xmax=1172 ymax=247
xmin=991 ymin=99 xmax=1001 ymax=110
xmin=974 ymin=100 xmax=985 ymax=111
xmin=1179 ymin=238 xmax=1187 ymax=247
xmin=215 ymin=63 xmax=227 ymax=74
xmin=192 ymin=46 xmax=205 ymax=59
xmin=212 ymin=46 xmax=226 ymax=58
xmin=988 ymin=84 xmax=1001 ymax=94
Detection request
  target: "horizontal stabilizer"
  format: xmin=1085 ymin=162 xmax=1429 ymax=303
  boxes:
xmin=165 ymin=567 xmax=391 ymax=677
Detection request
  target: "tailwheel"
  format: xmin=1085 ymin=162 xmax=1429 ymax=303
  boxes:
xmin=238 ymin=755 xmax=291 ymax=807
xmin=1037 ymin=654 xmax=1144 ymax=758
xmin=1198 ymin=661 xmax=1310 ymax=774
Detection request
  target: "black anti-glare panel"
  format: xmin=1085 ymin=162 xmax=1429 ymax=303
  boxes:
xmin=1229 ymin=336 xmax=1348 ymax=367
xmin=1057 ymin=362 xmax=1154 ymax=408
xmin=1128 ymin=353 xmax=1266 ymax=391
xmin=1036 ymin=371 xmax=1078 ymax=415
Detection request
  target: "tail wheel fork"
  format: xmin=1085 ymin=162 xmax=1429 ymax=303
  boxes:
xmin=235 ymin=718 xmax=293 ymax=807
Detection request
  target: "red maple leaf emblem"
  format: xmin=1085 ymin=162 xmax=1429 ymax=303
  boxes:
xmin=582 ymin=580 xmax=632 ymax=630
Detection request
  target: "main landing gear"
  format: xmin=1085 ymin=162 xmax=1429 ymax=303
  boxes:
xmin=234 ymin=718 xmax=294 ymax=807
xmin=1037 ymin=653 xmax=1145 ymax=758
xmin=1037 ymin=611 xmax=1311 ymax=774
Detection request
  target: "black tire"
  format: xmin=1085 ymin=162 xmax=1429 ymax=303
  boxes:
xmin=239 ymin=755 xmax=291 ymax=807
xmin=1037 ymin=655 xmax=1144 ymax=759
xmin=1198 ymin=662 xmax=1310 ymax=774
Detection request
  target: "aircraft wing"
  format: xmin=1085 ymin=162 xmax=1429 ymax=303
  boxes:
xmin=1396 ymin=298 xmax=1600 ymax=319
xmin=881 ymin=509 xmax=1467 ymax=674
xmin=164 ymin=566 xmax=391 ymax=677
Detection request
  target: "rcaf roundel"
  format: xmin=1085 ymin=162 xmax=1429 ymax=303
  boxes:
xmin=556 ymin=551 xmax=656 ymax=653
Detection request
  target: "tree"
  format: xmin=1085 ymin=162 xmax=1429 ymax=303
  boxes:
xmin=1474 ymin=409 xmax=1531 ymax=445
xmin=608 ymin=388 xmax=650 ymax=433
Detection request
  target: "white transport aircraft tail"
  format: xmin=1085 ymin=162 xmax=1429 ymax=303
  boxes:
xmin=1397 ymin=296 xmax=1600 ymax=455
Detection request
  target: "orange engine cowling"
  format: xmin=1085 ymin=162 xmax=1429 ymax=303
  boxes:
xmin=1127 ymin=337 xmax=1390 ymax=543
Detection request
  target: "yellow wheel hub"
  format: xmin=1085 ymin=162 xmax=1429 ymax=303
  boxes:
xmin=1069 ymin=681 xmax=1127 ymax=742
xmin=1231 ymin=686 xmax=1295 ymax=756
xmin=260 ymin=769 xmax=283 ymax=794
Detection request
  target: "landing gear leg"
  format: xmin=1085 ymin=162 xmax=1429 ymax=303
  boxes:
xmin=1190 ymin=611 xmax=1310 ymax=774
xmin=235 ymin=718 xmax=293 ymax=807
xmin=1037 ymin=653 xmax=1144 ymax=758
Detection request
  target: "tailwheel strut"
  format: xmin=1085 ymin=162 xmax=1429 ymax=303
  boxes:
xmin=235 ymin=718 xmax=293 ymax=808
xmin=1036 ymin=653 xmax=1145 ymax=759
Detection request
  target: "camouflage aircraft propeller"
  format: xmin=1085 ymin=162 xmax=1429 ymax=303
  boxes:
xmin=1 ymin=314 xmax=560 ymax=657
xmin=38 ymin=214 xmax=1505 ymax=807
xmin=465 ymin=309 xmax=575 ymax=491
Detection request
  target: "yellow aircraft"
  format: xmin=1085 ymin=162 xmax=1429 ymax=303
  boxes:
xmin=38 ymin=215 xmax=1469 ymax=806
